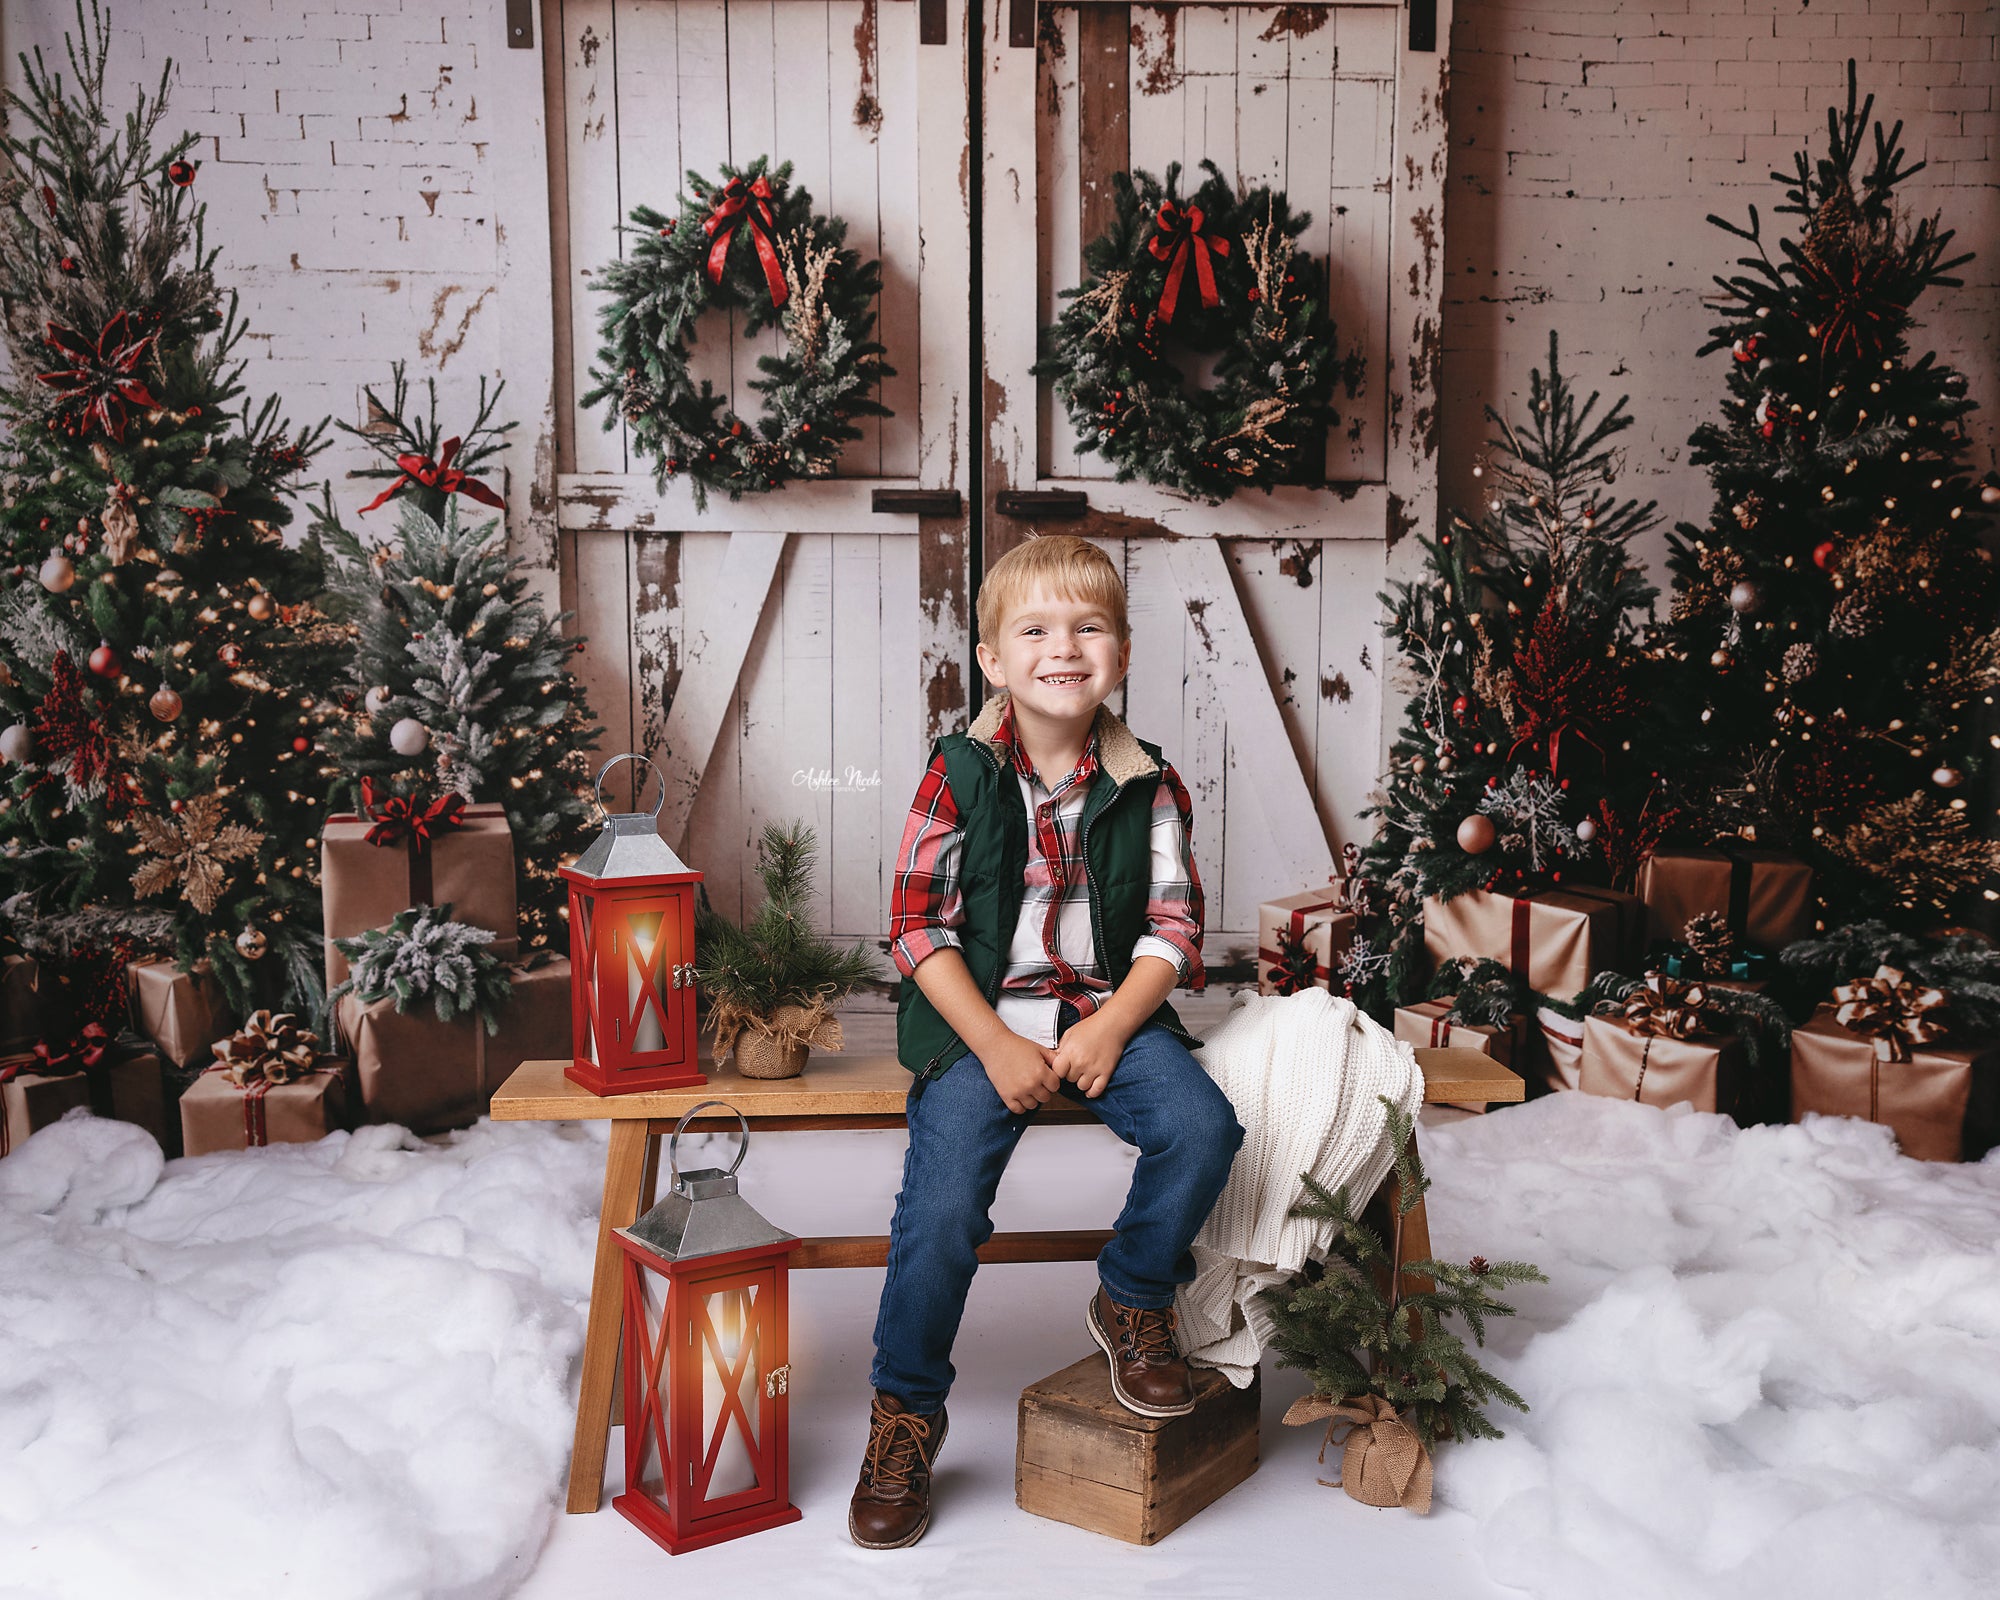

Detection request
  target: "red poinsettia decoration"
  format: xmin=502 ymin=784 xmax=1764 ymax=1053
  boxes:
xmin=36 ymin=312 xmax=161 ymax=441
xmin=29 ymin=650 xmax=120 ymax=798
xmin=1506 ymin=600 xmax=1637 ymax=775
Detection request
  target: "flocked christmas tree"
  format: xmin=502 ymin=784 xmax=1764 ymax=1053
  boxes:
xmin=0 ymin=4 xmax=342 ymax=1014
xmin=1657 ymin=63 xmax=1998 ymax=930
xmin=1349 ymin=334 xmax=1663 ymax=1012
xmin=312 ymin=366 xmax=603 ymax=956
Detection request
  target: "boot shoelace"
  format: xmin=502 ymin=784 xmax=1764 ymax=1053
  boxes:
xmin=1115 ymin=1302 xmax=1178 ymax=1363
xmin=863 ymin=1405 xmax=933 ymax=1497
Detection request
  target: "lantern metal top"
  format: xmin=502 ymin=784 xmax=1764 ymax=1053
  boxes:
xmin=568 ymin=754 xmax=696 ymax=881
xmin=622 ymin=1102 xmax=798 ymax=1262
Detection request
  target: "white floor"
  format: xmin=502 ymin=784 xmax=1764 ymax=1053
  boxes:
xmin=7 ymin=1012 xmax=2000 ymax=1600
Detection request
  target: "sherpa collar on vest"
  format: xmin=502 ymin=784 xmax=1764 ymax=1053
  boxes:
xmin=965 ymin=690 xmax=1160 ymax=790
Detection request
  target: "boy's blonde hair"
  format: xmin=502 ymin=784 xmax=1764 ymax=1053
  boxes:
xmin=976 ymin=534 xmax=1129 ymax=646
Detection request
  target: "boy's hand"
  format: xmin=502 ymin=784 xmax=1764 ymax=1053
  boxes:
xmin=982 ymin=1030 xmax=1062 ymax=1116
xmin=1052 ymin=1011 xmax=1125 ymax=1100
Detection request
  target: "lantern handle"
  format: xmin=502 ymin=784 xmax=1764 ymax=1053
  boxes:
xmin=593 ymin=753 xmax=667 ymax=821
xmin=668 ymin=1100 xmax=750 ymax=1186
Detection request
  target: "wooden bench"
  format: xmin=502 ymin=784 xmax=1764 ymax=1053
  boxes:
xmin=489 ymin=1046 xmax=1523 ymax=1514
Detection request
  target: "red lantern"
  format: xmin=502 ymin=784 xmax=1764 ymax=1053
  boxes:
xmin=562 ymin=755 xmax=705 ymax=1095
xmin=615 ymin=1104 xmax=803 ymax=1553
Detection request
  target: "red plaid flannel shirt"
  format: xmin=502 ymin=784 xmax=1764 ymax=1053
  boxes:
xmin=888 ymin=701 xmax=1205 ymax=1026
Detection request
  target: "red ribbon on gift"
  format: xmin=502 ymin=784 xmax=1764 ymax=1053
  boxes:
xmin=24 ymin=1023 xmax=117 ymax=1118
xmin=358 ymin=436 xmax=508 ymax=514
xmin=360 ymin=778 xmax=468 ymax=906
xmin=1148 ymin=201 xmax=1230 ymax=324
xmin=702 ymin=176 xmax=789 ymax=309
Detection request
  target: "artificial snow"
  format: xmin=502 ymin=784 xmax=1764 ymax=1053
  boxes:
xmin=4 ymin=1092 xmax=1998 ymax=1600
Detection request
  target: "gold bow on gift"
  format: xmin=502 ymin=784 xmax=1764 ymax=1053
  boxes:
xmin=1622 ymin=976 xmax=1715 ymax=1040
xmin=1281 ymin=1393 xmax=1433 ymax=1513
xmin=210 ymin=1010 xmax=320 ymax=1087
xmin=1832 ymin=965 xmax=1949 ymax=1064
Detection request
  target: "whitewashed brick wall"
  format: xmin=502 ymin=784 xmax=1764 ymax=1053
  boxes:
xmin=1445 ymin=0 xmax=1999 ymax=574
xmin=2 ymin=0 xmax=558 ymax=583
xmin=8 ymin=0 xmax=1993 ymax=587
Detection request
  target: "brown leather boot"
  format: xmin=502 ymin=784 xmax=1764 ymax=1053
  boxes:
xmin=848 ymin=1390 xmax=949 ymax=1549
xmin=1087 ymin=1284 xmax=1196 ymax=1418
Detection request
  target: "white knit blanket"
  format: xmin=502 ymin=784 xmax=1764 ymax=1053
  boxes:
xmin=1174 ymin=988 xmax=1425 ymax=1388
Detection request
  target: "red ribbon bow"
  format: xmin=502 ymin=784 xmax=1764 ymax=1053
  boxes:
xmin=358 ymin=436 xmax=507 ymax=514
xmin=702 ymin=176 xmax=789 ymax=309
xmin=360 ymin=777 xmax=469 ymax=852
xmin=31 ymin=1022 xmax=113 ymax=1077
xmin=1147 ymin=201 xmax=1230 ymax=324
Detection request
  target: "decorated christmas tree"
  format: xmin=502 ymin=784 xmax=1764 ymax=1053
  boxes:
xmin=1349 ymin=334 xmax=1662 ymax=1011
xmin=1657 ymin=63 xmax=1998 ymax=930
xmin=0 ymin=4 xmax=341 ymax=1014
xmin=312 ymin=369 xmax=603 ymax=957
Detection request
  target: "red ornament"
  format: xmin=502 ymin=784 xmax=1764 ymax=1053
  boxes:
xmin=88 ymin=642 xmax=121 ymax=678
xmin=1451 ymin=695 xmax=1471 ymax=721
xmin=167 ymin=159 xmax=196 ymax=187
xmin=217 ymin=643 xmax=244 ymax=668
xmin=58 ymin=255 xmax=80 ymax=276
xmin=292 ymin=736 xmax=312 ymax=754
xmin=1812 ymin=540 xmax=1837 ymax=570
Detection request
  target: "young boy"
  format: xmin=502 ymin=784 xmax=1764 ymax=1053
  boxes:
xmin=849 ymin=535 xmax=1245 ymax=1550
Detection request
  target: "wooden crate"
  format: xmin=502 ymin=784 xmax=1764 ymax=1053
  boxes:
xmin=1016 ymin=1355 xmax=1260 ymax=1545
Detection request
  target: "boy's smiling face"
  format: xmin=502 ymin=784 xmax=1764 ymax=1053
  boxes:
xmin=976 ymin=578 xmax=1131 ymax=728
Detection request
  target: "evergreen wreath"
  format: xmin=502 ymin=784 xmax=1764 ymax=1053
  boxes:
xmin=582 ymin=156 xmax=891 ymax=510
xmin=1035 ymin=160 xmax=1340 ymax=503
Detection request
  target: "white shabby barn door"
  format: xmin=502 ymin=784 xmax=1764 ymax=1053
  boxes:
xmin=545 ymin=0 xmax=972 ymax=938
xmin=982 ymin=0 xmax=1449 ymax=956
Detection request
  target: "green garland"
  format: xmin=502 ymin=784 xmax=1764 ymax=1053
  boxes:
xmin=1036 ymin=161 xmax=1340 ymax=503
xmin=582 ymin=156 xmax=891 ymax=510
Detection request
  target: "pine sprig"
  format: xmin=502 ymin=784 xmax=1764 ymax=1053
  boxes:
xmin=328 ymin=903 xmax=514 ymax=1035
xmin=692 ymin=820 xmax=881 ymax=1017
xmin=1258 ymin=1099 xmax=1544 ymax=1443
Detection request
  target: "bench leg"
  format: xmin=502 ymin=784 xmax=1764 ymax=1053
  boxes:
xmin=566 ymin=1119 xmax=653 ymax=1514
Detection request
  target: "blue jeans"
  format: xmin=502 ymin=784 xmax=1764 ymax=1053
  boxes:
xmin=868 ymin=1001 xmax=1244 ymax=1413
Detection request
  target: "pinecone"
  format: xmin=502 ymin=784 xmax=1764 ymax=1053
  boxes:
xmin=1828 ymin=593 xmax=1878 ymax=639
xmin=1682 ymin=909 xmax=1737 ymax=977
xmin=1732 ymin=494 xmax=1763 ymax=530
xmin=1782 ymin=642 xmax=1819 ymax=684
xmin=619 ymin=369 xmax=657 ymax=424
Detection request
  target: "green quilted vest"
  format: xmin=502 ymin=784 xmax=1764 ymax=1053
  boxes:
xmin=895 ymin=702 xmax=1202 ymax=1081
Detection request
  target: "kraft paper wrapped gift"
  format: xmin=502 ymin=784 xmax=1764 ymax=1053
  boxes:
xmin=1394 ymin=999 xmax=1527 ymax=1066
xmin=320 ymin=801 xmax=518 ymax=991
xmin=1535 ymin=1006 xmax=1586 ymax=1093
xmin=1 ymin=953 xmax=39 ymax=1055
xmin=126 ymin=958 xmax=233 ymax=1071
xmin=1579 ymin=1012 xmax=1752 ymax=1120
xmin=1257 ymin=886 xmax=1359 ymax=995
xmin=1 ymin=1036 xmax=167 ymax=1159
xmin=1636 ymin=846 xmax=1814 ymax=951
xmin=1788 ymin=1004 xmax=1998 ymax=1163
xmin=1421 ymin=886 xmax=1644 ymax=1000
xmin=336 ymin=957 xmax=570 ymax=1134
xmin=179 ymin=1062 xmax=351 ymax=1158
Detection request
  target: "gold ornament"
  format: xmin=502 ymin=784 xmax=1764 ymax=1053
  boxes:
xmin=234 ymin=925 xmax=269 ymax=961
xmin=130 ymin=793 xmax=264 ymax=915
xmin=247 ymin=593 xmax=277 ymax=622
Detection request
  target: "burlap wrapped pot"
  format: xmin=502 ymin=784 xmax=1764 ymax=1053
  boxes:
xmin=709 ymin=995 xmax=845 ymax=1081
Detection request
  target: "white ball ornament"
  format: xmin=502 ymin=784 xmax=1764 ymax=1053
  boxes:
xmin=1982 ymin=484 xmax=2000 ymax=507
xmin=39 ymin=550 xmax=75 ymax=593
xmin=1575 ymin=817 xmax=1598 ymax=843
xmin=0 ymin=724 xmax=32 ymax=764
xmin=364 ymin=686 xmax=392 ymax=715
xmin=389 ymin=717 xmax=430 ymax=757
